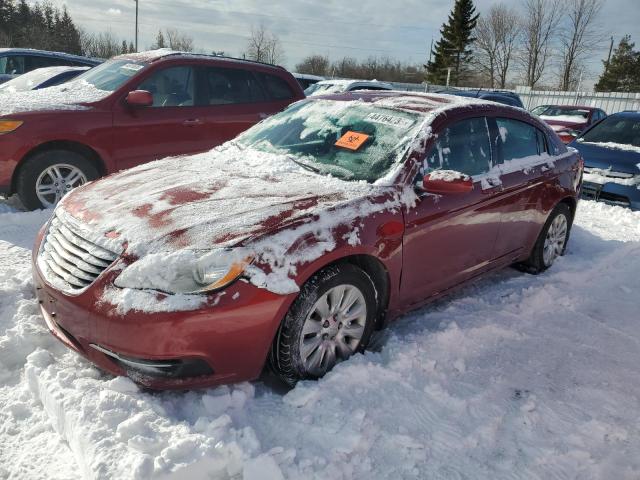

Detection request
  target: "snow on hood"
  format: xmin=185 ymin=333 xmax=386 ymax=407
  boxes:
xmin=55 ymin=142 xmax=414 ymax=302
xmin=0 ymin=80 xmax=109 ymax=116
xmin=540 ymin=114 xmax=588 ymax=125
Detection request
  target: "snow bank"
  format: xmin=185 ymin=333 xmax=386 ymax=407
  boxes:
xmin=3 ymin=198 xmax=640 ymax=479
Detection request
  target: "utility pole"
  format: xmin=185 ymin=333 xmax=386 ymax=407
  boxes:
xmin=605 ymin=36 xmax=614 ymax=70
xmin=446 ymin=67 xmax=452 ymax=87
xmin=134 ymin=0 xmax=139 ymax=52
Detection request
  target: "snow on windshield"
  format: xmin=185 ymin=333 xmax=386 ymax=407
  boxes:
xmin=0 ymin=79 xmax=109 ymax=115
xmin=238 ymin=99 xmax=423 ymax=182
xmin=540 ymin=109 xmax=589 ymax=123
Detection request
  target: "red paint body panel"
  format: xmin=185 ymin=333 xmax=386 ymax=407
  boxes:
xmin=0 ymin=54 xmax=304 ymax=192
xmin=31 ymin=92 xmax=582 ymax=389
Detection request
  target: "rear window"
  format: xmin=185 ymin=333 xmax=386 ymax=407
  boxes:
xmin=256 ymin=72 xmax=294 ymax=100
xmin=496 ymin=118 xmax=546 ymax=161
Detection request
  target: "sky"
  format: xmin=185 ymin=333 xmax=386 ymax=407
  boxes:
xmin=46 ymin=0 xmax=640 ymax=88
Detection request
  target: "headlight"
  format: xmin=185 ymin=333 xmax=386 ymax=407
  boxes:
xmin=0 ymin=119 xmax=23 ymax=134
xmin=114 ymin=248 xmax=253 ymax=294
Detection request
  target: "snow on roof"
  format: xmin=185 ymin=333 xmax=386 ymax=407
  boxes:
xmin=115 ymin=48 xmax=180 ymax=62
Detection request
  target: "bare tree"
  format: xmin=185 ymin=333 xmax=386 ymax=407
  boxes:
xmin=557 ymin=0 xmax=602 ymax=90
xmin=165 ymin=28 xmax=194 ymax=52
xmin=80 ymin=30 xmax=122 ymax=58
xmin=518 ymin=0 xmax=562 ymax=88
xmin=475 ymin=5 xmax=520 ymax=88
xmin=245 ymin=24 xmax=284 ymax=65
xmin=295 ymin=55 xmax=330 ymax=76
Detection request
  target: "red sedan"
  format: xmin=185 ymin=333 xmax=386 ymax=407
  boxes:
xmin=535 ymin=105 xmax=607 ymax=144
xmin=33 ymin=92 xmax=582 ymax=389
xmin=0 ymin=50 xmax=303 ymax=209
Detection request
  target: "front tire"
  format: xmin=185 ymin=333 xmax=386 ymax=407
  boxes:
xmin=16 ymin=150 xmax=99 ymax=210
xmin=518 ymin=203 xmax=572 ymax=274
xmin=269 ymin=264 xmax=378 ymax=386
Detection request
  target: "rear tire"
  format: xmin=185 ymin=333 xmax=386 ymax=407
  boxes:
xmin=16 ymin=150 xmax=99 ymax=210
xmin=517 ymin=203 xmax=572 ymax=274
xmin=269 ymin=263 xmax=377 ymax=386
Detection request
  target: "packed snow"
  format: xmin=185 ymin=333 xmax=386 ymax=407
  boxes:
xmin=0 ymin=80 xmax=109 ymax=116
xmin=1 ymin=195 xmax=640 ymax=479
xmin=576 ymin=139 xmax=640 ymax=155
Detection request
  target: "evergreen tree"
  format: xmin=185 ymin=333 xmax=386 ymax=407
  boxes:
xmin=129 ymin=41 xmax=135 ymax=53
xmin=595 ymin=35 xmax=640 ymax=92
xmin=0 ymin=0 xmax=15 ymax=46
xmin=121 ymin=40 xmax=128 ymax=54
xmin=426 ymin=0 xmax=479 ymax=86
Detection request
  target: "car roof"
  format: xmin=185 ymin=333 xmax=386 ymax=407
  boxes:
xmin=548 ymin=105 xmax=597 ymax=111
xmin=114 ymin=48 xmax=288 ymax=71
xmin=315 ymin=79 xmax=393 ymax=88
xmin=293 ymin=72 xmax=325 ymax=81
xmin=0 ymin=48 xmax=101 ymax=64
xmin=309 ymin=90 xmax=518 ymax=115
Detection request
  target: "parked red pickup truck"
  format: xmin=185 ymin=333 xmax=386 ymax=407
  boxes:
xmin=0 ymin=49 xmax=304 ymax=209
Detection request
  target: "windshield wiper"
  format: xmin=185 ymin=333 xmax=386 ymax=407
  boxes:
xmin=289 ymin=156 xmax=322 ymax=174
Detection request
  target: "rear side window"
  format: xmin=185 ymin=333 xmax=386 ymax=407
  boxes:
xmin=200 ymin=67 xmax=265 ymax=105
xmin=496 ymin=118 xmax=545 ymax=161
xmin=425 ymin=117 xmax=493 ymax=177
xmin=256 ymin=72 xmax=294 ymax=100
xmin=0 ymin=55 xmax=25 ymax=74
xmin=138 ymin=66 xmax=195 ymax=107
xmin=26 ymin=56 xmax=64 ymax=70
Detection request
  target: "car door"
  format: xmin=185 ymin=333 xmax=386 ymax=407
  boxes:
xmin=195 ymin=65 xmax=275 ymax=145
xmin=401 ymin=116 xmax=505 ymax=306
xmin=111 ymin=65 xmax=211 ymax=170
xmin=488 ymin=116 xmax=553 ymax=259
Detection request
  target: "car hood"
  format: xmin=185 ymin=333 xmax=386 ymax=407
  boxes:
xmin=0 ymin=79 xmax=109 ymax=116
xmin=570 ymin=140 xmax=640 ymax=174
xmin=57 ymin=143 xmax=385 ymax=256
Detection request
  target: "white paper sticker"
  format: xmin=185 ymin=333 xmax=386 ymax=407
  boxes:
xmin=120 ymin=63 xmax=144 ymax=72
xmin=365 ymin=112 xmax=414 ymax=129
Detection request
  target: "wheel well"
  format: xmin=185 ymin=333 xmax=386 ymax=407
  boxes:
xmin=327 ymin=254 xmax=391 ymax=330
xmin=559 ymin=196 xmax=577 ymax=222
xmin=11 ymin=141 xmax=106 ymax=195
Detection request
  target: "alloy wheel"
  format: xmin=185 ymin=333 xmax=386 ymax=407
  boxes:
xmin=35 ymin=164 xmax=88 ymax=208
xmin=543 ymin=213 xmax=568 ymax=267
xmin=299 ymin=284 xmax=367 ymax=376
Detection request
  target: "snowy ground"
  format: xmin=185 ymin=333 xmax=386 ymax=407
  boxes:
xmin=1 ymin=195 xmax=639 ymax=480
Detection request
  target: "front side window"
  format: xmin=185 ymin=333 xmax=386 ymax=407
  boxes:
xmin=424 ymin=117 xmax=492 ymax=177
xmin=138 ymin=66 xmax=194 ymax=107
xmin=202 ymin=67 xmax=264 ymax=105
xmin=578 ymin=116 xmax=640 ymax=147
xmin=496 ymin=118 xmax=543 ymax=161
xmin=238 ymin=99 xmax=422 ymax=182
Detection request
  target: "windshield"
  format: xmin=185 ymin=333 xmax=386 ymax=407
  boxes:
xmin=73 ymin=59 xmax=147 ymax=92
xmin=304 ymin=82 xmax=346 ymax=96
xmin=237 ymin=99 xmax=422 ymax=182
xmin=540 ymin=108 xmax=590 ymax=121
xmin=0 ymin=68 xmax=61 ymax=92
xmin=578 ymin=116 xmax=640 ymax=147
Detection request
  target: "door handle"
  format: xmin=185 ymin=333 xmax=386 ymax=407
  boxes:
xmin=183 ymin=118 xmax=203 ymax=127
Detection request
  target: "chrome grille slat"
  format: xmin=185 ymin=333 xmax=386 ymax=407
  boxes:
xmin=40 ymin=214 xmax=118 ymax=292
xmin=46 ymin=234 xmax=104 ymax=275
xmin=48 ymin=226 xmax=111 ymax=268
xmin=52 ymin=218 xmax=117 ymax=262
xmin=44 ymin=244 xmax=98 ymax=282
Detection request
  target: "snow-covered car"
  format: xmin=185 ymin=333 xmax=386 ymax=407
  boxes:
xmin=537 ymin=105 xmax=607 ymax=143
xmin=292 ymin=72 xmax=324 ymax=90
xmin=570 ymin=111 xmax=640 ymax=210
xmin=304 ymin=79 xmax=393 ymax=96
xmin=32 ymin=92 xmax=582 ymax=389
xmin=0 ymin=66 xmax=90 ymax=92
xmin=0 ymin=48 xmax=100 ymax=84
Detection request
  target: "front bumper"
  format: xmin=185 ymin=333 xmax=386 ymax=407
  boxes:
xmin=581 ymin=180 xmax=640 ymax=210
xmin=32 ymin=232 xmax=295 ymax=390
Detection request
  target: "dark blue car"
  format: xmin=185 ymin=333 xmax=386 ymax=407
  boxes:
xmin=0 ymin=48 xmax=101 ymax=84
xmin=570 ymin=111 xmax=640 ymax=210
xmin=0 ymin=66 xmax=89 ymax=92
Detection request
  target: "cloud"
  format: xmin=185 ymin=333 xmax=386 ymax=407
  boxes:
xmin=107 ymin=8 xmax=122 ymax=16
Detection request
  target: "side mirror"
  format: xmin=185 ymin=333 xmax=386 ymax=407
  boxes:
xmin=125 ymin=90 xmax=153 ymax=107
xmin=421 ymin=172 xmax=473 ymax=194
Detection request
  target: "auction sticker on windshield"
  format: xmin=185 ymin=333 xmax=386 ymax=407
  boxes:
xmin=365 ymin=112 xmax=414 ymax=129
xmin=335 ymin=131 xmax=370 ymax=150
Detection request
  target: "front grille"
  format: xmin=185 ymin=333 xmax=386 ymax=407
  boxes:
xmin=581 ymin=182 xmax=631 ymax=207
xmin=40 ymin=215 xmax=118 ymax=291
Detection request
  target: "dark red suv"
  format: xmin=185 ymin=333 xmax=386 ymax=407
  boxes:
xmin=0 ymin=50 xmax=304 ymax=209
